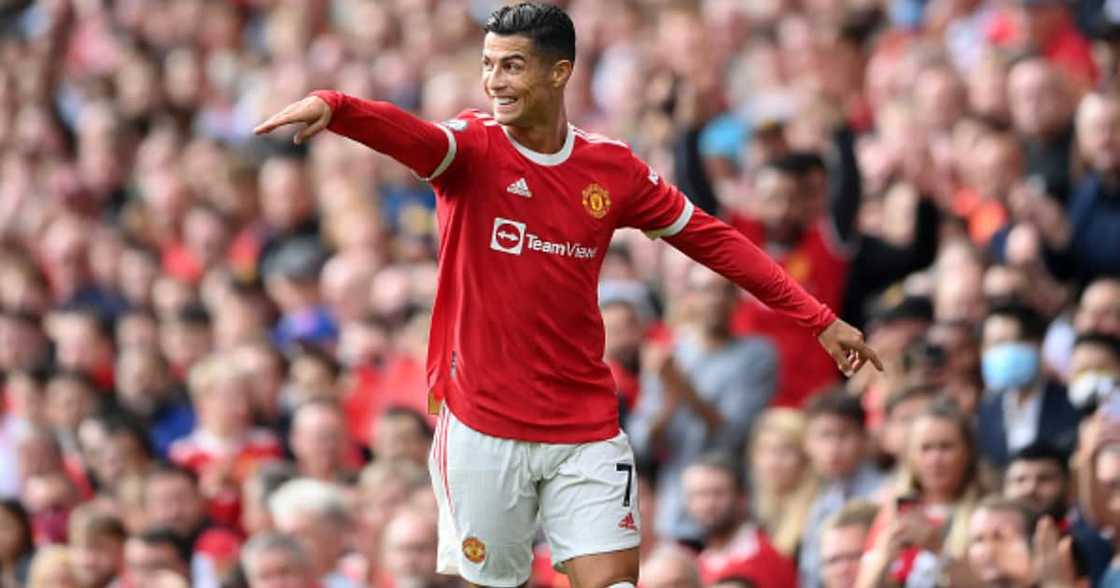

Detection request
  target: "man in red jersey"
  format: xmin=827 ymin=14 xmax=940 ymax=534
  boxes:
xmin=255 ymin=4 xmax=881 ymax=587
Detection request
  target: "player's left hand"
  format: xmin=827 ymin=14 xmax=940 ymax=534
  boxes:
xmin=817 ymin=318 xmax=883 ymax=377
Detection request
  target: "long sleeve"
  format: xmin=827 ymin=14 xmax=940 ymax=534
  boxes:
xmin=665 ymin=207 xmax=837 ymax=335
xmin=310 ymin=90 xmax=454 ymax=180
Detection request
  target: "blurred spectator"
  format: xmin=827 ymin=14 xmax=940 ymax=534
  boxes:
xmin=113 ymin=346 xmax=194 ymax=459
xmin=747 ymin=409 xmax=817 ymax=558
xmin=267 ymin=478 xmax=356 ymax=588
xmin=857 ymin=400 xmax=983 ymax=587
xmin=874 ymin=383 xmax=938 ymax=476
xmin=46 ymin=306 xmax=116 ymax=392
xmin=80 ymin=415 xmax=152 ymax=497
xmin=977 ymin=303 xmax=1078 ymax=466
xmin=819 ymin=501 xmax=878 ymax=588
xmin=45 ymin=370 xmax=99 ymax=456
xmin=798 ymin=390 xmax=884 ymax=588
xmin=629 ymin=266 xmax=777 ymax=542
xmin=1006 ymin=56 xmax=1076 ymax=204
xmin=140 ymin=465 xmax=240 ymax=581
xmin=1003 ymin=442 xmax=1113 ymax=583
xmin=67 ymin=504 xmax=125 ymax=588
xmin=355 ymin=458 xmax=429 ymax=586
xmin=26 ymin=544 xmax=77 ymax=588
xmin=288 ymin=400 xmax=359 ymax=483
xmin=120 ymin=529 xmax=191 ymax=588
xmin=380 ymin=508 xmax=449 ymax=588
xmin=0 ymin=500 xmax=34 ymax=588
xmin=1042 ymin=91 xmax=1120 ymax=282
xmin=681 ymin=453 xmax=797 ymax=588
xmin=240 ymin=462 xmax=296 ymax=538
xmin=0 ymin=309 xmax=49 ymax=373
xmin=22 ymin=470 xmax=80 ymax=546
xmin=638 ymin=544 xmax=703 ymax=588
xmin=600 ymin=293 xmax=647 ymax=416
xmin=1067 ymin=333 xmax=1120 ymax=413
xmin=962 ymin=496 xmax=1036 ymax=587
xmin=262 ymin=238 xmax=336 ymax=352
xmin=169 ymin=354 xmax=283 ymax=528
xmin=159 ymin=303 xmax=213 ymax=380
xmin=240 ymin=533 xmax=315 ymax=588
xmin=371 ymin=407 xmax=433 ymax=466
xmin=724 ymin=153 xmax=855 ymax=407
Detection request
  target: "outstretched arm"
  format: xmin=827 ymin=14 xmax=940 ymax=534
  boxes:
xmin=254 ymin=90 xmax=454 ymax=180
xmin=665 ymin=207 xmax=883 ymax=376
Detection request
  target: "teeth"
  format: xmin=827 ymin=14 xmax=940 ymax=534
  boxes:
xmin=497 ymin=98 xmax=515 ymax=105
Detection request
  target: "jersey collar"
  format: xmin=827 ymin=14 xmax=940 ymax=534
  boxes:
xmin=503 ymin=124 xmax=575 ymax=166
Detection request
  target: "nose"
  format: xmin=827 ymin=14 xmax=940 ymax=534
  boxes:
xmin=486 ymin=68 xmax=506 ymax=95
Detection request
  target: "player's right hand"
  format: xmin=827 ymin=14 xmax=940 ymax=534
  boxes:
xmin=253 ymin=96 xmax=332 ymax=144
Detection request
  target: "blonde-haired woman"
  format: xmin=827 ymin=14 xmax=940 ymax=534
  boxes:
xmin=26 ymin=545 xmax=76 ymax=588
xmin=749 ymin=408 xmax=819 ymax=558
xmin=856 ymin=399 xmax=985 ymax=588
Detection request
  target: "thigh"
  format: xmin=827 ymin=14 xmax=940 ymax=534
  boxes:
xmin=429 ymin=407 xmax=540 ymax=588
xmin=563 ymin=548 xmax=640 ymax=588
xmin=539 ymin=432 xmax=641 ymax=578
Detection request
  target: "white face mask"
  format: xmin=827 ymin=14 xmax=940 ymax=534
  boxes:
xmin=1068 ymin=371 xmax=1120 ymax=408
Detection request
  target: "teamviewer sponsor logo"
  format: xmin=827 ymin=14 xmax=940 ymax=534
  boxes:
xmin=490 ymin=217 xmax=526 ymax=255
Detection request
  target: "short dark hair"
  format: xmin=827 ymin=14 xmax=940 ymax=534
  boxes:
xmin=685 ymin=451 xmax=743 ymax=492
xmin=806 ymin=387 xmax=866 ymax=427
xmin=484 ymin=3 xmax=576 ymax=64
xmin=975 ymin=495 xmax=1039 ymax=542
xmin=132 ymin=527 xmax=192 ymax=564
xmin=1009 ymin=441 xmax=1070 ymax=477
xmin=885 ymin=384 xmax=940 ymax=416
xmin=1073 ymin=332 xmax=1120 ymax=359
xmin=986 ymin=302 xmax=1047 ymax=342
xmin=144 ymin=464 xmax=199 ymax=493
xmin=381 ymin=405 xmax=434 ymax=438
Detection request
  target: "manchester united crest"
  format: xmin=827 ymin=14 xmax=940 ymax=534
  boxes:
xmin=462 ymin=537 xmax=487 ymax=563
xmin=581 ymin=183 xmax=611 ymax=219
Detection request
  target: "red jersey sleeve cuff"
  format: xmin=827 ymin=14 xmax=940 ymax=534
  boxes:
xmin=810 ymin=306 xmax=838 ymax=337
xmin=309 ymin=90 xmax=345 ymax=118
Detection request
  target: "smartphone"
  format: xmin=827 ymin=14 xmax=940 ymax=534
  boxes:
xmin=896 ymin=494 xmax=921 ymax=516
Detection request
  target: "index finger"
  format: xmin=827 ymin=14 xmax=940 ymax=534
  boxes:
xmin=851 ymin=340 xmax=884 ymax=371
xmin=253 ymin=108 xmax=299 ymax=135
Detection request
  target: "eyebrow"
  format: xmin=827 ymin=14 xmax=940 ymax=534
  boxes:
xmin=482 ymin=53 xmax=528 ymax=63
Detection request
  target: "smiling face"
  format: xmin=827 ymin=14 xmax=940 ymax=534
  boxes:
xmin=481 ymin=33 xmax=571 ymax=127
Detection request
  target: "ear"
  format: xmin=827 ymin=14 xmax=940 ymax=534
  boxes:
xmin=550 ymin=59 xmax=573 ymax=89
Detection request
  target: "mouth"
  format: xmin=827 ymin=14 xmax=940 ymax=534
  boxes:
xmin=494 ymin=96 xmax=518 ymax=112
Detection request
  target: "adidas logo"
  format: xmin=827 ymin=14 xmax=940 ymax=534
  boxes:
xmin=618 ymin=512 xmax=637 ymax=531
xmin=506 ymin=178 xmax=532 ymax=198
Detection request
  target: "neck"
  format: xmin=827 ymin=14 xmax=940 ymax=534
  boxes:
xmin=506 ymin=108 xmax=568 ymax=154
xmin=707 ymin=520 xmax=742 ymax=550
xmin=923 ymin=490 xmax=958 ymax=506
xmin=700 ymin=328 xmax=732 ymax=349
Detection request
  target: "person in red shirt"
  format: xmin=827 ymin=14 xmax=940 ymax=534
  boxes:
xmin=681 ymin=453 xmax=797 ymax=588
xmin=255 ymin=4 xmax=881 ymax=587
xmin=168 ymin=354 xmax=283 ymax=530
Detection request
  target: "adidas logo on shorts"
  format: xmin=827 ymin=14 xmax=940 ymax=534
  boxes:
xmin=618 ymin=512 xmax=637 ymax=531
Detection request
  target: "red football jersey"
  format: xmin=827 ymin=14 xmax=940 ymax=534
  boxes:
xmin=313 ymin=91 xmax=836 ymax=444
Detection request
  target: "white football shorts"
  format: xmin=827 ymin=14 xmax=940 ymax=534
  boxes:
xmin=428 ymin=405 xmax=641 ymax=587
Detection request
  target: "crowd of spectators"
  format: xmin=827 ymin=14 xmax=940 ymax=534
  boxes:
xmin=1 ymin=0 xmax=1119 ymax=586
